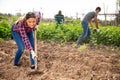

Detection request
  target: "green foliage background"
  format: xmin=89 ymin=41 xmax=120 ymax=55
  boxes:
xmin=37 ymin=21 xmax=120 ymax=47
xmin=0 ymin=20 xmax=12 ymax=38
xmin=37 ymin=20 xmax=82 ymax=42
xmin=0 ymin=14 xmax=120 ymax=47
xmin=0 ymin=13 xmax=17 ymax=39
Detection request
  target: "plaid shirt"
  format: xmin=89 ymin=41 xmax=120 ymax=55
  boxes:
xmin=13 ymin=12 xmax=41 ymax=51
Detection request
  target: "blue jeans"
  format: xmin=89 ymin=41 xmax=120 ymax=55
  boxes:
xmin=77 ymin=21 xmax=91 ymax=46
xmin=11 ymin=26 xmax=35 ymax=65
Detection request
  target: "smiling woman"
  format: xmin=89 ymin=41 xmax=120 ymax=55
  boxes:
xmin=11 ymin=11 xmax=41 ymax=69
xmin=25 ymin=12 xmax=37 ymax=28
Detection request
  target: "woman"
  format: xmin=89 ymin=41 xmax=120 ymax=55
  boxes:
xmin=11 ymin=12 xmax=41 ymax=69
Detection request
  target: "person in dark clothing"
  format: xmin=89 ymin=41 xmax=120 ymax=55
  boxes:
xmin=54 ymin=10 xmax=64 ymax=26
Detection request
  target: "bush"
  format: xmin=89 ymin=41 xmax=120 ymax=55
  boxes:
xmin=91 ymin=26 xmax=120 ymax=47
xmin=0 ymin=20 xmax=12 ymax=38
xmin=37 ymin=21 xmax=82 ymax=42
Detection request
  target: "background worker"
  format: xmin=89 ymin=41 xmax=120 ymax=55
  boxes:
xmin=54 ymin=10 xmax=64 ymax=27
xmin=76 ymin=7 xmax=101 ymax=46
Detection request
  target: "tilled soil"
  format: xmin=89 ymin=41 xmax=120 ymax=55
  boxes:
xmin=0 ymin=40 xmax=120 ymax=80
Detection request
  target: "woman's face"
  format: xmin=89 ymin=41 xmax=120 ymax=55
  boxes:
xmin=26 ymin=18 xmax=36 ymax=28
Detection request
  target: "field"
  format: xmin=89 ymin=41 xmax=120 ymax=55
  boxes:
xmin=0 ymin=14 xmax=120 ymax=80
xmin=0 ymin=40 xmax=120 ymax=80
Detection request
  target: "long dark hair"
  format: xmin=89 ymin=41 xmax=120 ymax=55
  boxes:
xmin=15 ymin=12 xmax=36 ymax=24
xmin=23 ymin=12 xmax=36 ymax=23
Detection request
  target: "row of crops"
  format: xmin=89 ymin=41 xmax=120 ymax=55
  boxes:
xmin=0 ymin=19 xmax=120 ymax=47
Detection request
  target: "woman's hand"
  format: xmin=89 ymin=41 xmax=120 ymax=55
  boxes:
xmin=31 ymin=50 xmax=37 ymax=59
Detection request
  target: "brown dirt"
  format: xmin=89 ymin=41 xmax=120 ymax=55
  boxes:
xmin=0 ymin=40 xmax=120 ymax=80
